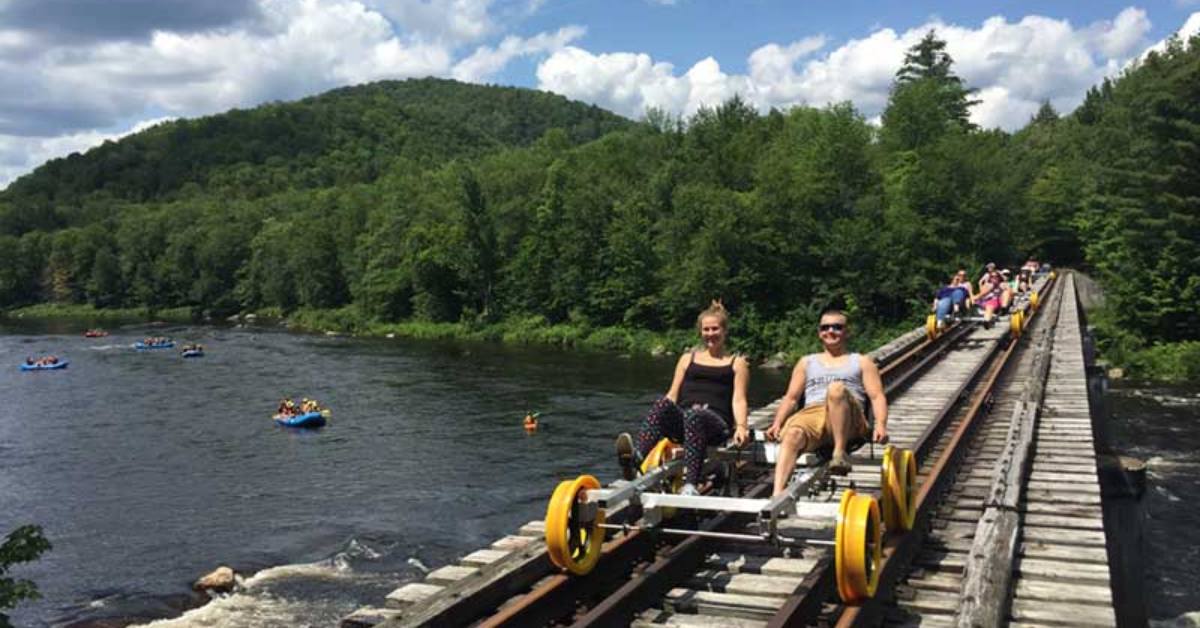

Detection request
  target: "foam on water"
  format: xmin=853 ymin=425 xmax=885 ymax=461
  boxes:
xmin=132 ymin=547 xmax=400 ymax=628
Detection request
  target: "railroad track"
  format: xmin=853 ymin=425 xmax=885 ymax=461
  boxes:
xmin=344 ymin=274 xmax=1063 ymax=628
xmin=887 ymin=272 xmax=1115 ymax=627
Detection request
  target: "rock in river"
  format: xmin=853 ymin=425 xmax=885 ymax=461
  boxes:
xmin=193 ymin=566 xmax=237 ymax=594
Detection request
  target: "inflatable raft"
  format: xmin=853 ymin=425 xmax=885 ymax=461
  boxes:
xmin=84 ymin=330 xmax=108 ymax=338
xmin=135 ymin=341 xmax=175 ymax=350
xmin=181 ymin=349 xmax=204 ymax=358
xmin=20 ymin=361 xmax=69 ymax=371
xmin=274 ymin=410 xmax=328 ymax=428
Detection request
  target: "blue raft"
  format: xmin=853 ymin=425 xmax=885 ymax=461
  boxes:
xmin=181 ymin=349 xmax=204 ymax=358
xmin=20 ymin=361 xmax=69 ymax=371
xmin=135 ymin=341 xmax=175 ymax=350
xmin=274 ymin=411 xmax=327 ymax=428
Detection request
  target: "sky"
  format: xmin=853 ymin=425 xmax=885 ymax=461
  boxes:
xmin=2 ymin=0 xmax=1199 ymax=189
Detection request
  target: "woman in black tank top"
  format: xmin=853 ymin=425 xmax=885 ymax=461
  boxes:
xmin=615 ymin=301 xmax=751 ymax=494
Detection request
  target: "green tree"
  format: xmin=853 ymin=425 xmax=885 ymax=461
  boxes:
xmin=894 ymin=30 xmax=979 ymax=129
xmin=1 ymin=525 xmax=51 ymax=627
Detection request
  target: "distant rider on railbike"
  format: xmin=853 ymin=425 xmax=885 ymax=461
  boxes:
xmin=931 ymin=269 xmax=974 ymax=329
xmin=977 ymin=262 xmax=1011 ymax=328
xmin=615 ymin=300 xmax=751 ymax=497
xmin=765 ymin=308 xmax=888 ymax=495
xmin=1019 ymin=258 xmax=1039 ymax=293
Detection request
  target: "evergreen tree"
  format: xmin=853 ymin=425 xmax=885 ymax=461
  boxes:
xmin=883 ymin=30 xmax=980 ymax=151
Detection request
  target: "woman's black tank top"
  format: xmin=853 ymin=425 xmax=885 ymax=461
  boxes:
xmin=677 ymin=352 xmax=735 ymax=426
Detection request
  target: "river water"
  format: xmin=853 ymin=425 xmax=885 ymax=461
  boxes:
xmin=1104 ymin=382 xmax=1200 ymax=623
xmin=1 ymin=320 xmax=789 ymax=627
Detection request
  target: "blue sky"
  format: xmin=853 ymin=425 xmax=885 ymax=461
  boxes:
xmin=507 ymin=0 xmax=1194 ymax=79
xmin=1 ymin=0 xmax=1198 ymax=187
xmin=517 ymin=0 xmax=1196 ymax=72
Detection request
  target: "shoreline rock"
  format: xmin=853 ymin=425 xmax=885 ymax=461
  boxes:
xmin=760 ymin=352 xmax=790 ymax=369
xmin=193 ymin=566 xmax=237 ymax=594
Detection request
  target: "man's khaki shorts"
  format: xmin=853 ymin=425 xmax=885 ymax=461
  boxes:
xmin=781 ymin=396 xmax=868 ymax=446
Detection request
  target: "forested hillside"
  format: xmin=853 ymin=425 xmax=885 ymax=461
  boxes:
xmin=0 ymin=78 xmax=629 ymax=232
xmin=1 ymin=35 xmax=1197 ymax=376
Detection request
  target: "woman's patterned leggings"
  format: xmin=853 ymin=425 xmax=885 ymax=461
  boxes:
xmin=636 ymin=396 xmax=731 ymax=484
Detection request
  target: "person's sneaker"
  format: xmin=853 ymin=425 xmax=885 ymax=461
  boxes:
xmin=828 ymin=452 xmax=852 ymax=476
xmin=679 ymin=483 xmax=700 ymax=497
xmin=615 ymin=432 xmax=637 ymax=481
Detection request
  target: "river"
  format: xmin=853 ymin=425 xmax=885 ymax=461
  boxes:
xmin=1 ymin=320 xmax=789 ymax=627
xmin=1105 ymin=381 xmax=1200 ymax=624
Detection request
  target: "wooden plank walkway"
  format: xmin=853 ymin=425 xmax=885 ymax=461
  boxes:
xmin=1008 ymin=273 xmax=1115 ymax=627
xmin=888 ymin=273 xmax=1117 ymax=628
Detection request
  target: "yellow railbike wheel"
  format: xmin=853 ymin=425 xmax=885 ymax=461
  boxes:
xmin=835 ymin=490 xmax=882 ymax=603
xmin=925 ymin=314 xmax=938 ymax=341
xmin=880 ymin=446 xmax=902 ymax=530
xmin=544 ymin=474 xmax=605 ymax=575
xmin=882 ymin=446 xmax=919 ymax=532
xmin=1030 ymin=291 xmax=1039 ymax=311
xmin=899 ymin=449 xmax=918 ymax=530
xmin=641 ymin=438 xmax=683 ymax=517
xmin=1010 ymin=310 xmax=1023 ymax=339
xmin=1049 ymin=271 xmax=1057 ymax=280
xmin=834 ymin=491 xmax=856 ymax=603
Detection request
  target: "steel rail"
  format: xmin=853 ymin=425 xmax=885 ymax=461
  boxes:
xmin=830 ymin=277 xmax=1060 ymax=628
xmin=766 ymin=274 xmax=1059 ymax=628
xmin=546 ymin=321 xmax=969 ymax=628
xmin=452 ymin=300 xmax=1009 ymax=628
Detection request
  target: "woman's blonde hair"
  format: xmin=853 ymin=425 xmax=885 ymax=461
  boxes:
xmin=696 ymin=299 xmax=729 ymax=331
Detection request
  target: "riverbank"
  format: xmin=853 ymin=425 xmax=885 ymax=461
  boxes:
xmin=4 ymin=303 xmax=915 ymax=366
xmin=3 ymin=303 xmax=195 ymax=324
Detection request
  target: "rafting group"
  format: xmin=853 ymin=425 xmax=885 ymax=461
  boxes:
xmin=180 ymin=343 xmax=205 ymax=357
xmin=137 ymin=336 xmax=174 ymax=349
xmin=274 ymin=397 xmax=330 ymax=428
xmin=21 ymin=355 xmax=68 ymax=370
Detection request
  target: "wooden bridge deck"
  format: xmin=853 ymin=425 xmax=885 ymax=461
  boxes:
xmin=341 ymin=272 xmax=1123 ymax=628
xmin=1009 ymin=273 xmax=1115 ymax=627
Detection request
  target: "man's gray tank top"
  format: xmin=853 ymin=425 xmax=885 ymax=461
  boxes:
xmin=803 ymin=353 xmax=866 ymax=407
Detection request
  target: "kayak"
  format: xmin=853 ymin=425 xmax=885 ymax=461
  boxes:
xmin=135 ymin=341 xmax=175 ymax=350
xmin=274 ymin=410 xmax=328 ymax=428
xmin=84 ymin=330 xmax=108 ymax=338
xmin=181 ymin=349 xmax=204 ymax=358
xmin=20 ymin=361 xmax=69 ymax=371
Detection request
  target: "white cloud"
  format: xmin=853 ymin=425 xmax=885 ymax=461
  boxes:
xmin=535 ymin=8 xmax=1167 ymax=130
xmin=452 ymin=25 xmax=584 ymax=82
xmin=361 ymin=0 xmax=497 ymax=45
xmin=1139 ymin=11 xmax=1200 ymax=60
xmin=1092 ymin=7 xmax=1153 ymax=57
xmin=535 ymin=47 xmax=691 ymax=115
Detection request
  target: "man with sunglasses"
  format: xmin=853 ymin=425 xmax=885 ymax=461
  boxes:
xmin=764 ymin=309 xmax=889 ymax=495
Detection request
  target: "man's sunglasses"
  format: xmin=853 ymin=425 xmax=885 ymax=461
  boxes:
xmin=819 ymin=323 xmax=846 ymax=332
